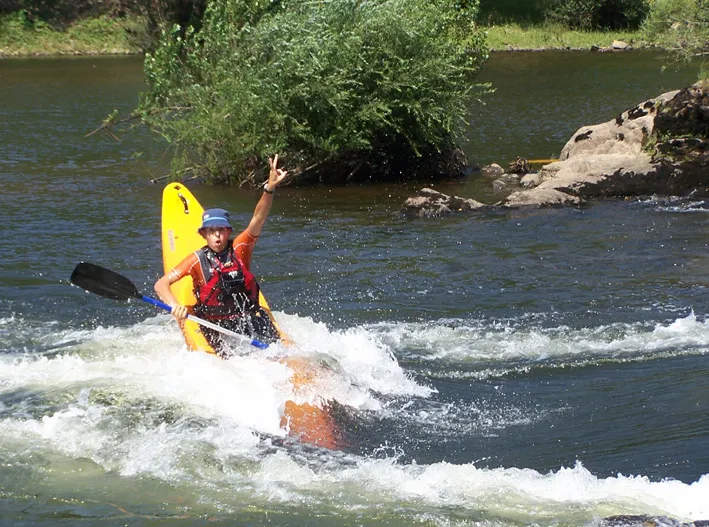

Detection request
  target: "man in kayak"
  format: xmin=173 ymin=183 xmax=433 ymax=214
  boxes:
xmin=154 ymin=155 xmax=289 ymax=356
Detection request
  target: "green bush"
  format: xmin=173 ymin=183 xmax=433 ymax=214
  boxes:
xmin=131 ymin=0 xmax=205 ymax=50
xmin=478 ymin=0 xmax=556 ymax=24
xmin=642 ymin=0 xmax=709 ymax=51
xmin=546 ymin=0 xmax=649 ymax=30
xmin=642 ymin=0 xmax=709 ymax=80
xmin=1 ymin=0 xmax=106 ymax=29
xmin=137 ymin=0 xmax=490 ymax=185
xmin=0 ymin=1 xmax=204 ymax=43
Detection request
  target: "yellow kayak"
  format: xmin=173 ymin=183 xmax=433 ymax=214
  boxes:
xmin=160 ymin=183 xmax=339 ymax=448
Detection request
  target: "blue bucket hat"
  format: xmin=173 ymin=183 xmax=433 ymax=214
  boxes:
xmin=200 ymin=208 xmax=232 ymax=230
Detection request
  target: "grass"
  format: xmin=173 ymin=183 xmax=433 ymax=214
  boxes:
xmin=0 ymin=12 xmax=144 ymax=57
xmin=484 ymin=22 xmax=647 ymax=51
xmin=0 ymin=14 xmax=663 ymax=58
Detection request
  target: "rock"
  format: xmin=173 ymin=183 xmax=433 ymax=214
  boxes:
xmin=404 ymin=81 xmax=709 ymax=217
xmin=602 ymin=515 xmax=709 ymax=527
xmin=480 ymin=163 xmax=505 ymax=177
xmin=401 ymin=188 xmax=486 ymax=217
xmin=592 ymin=40 xmax=630 ymax=53
xmin=492 ymin=179 xmax=508 ymax=192
xmin=520 ymin=173 xmax=543 ymax=188
xmin=537 ymin=153 xmax=665 ymax=197
xmin=502 ymin=188 xmax=583 ymax=208
xmin=532 ymin=86 xmax=709 ymax=199
xmin=654 ymin=82 xmax=709 ymax=138
xmin=498 ymin=173 xmax=520 ymax=184
xmin=560 ymin=90 xmax=679 ymax=161
xmin=492 ymin=174 xmax=521 ymax=192
xmin=650 ymin=82 xmax=709 ymax=195
xmin=656 ymin=137 xmax=709 ymax=158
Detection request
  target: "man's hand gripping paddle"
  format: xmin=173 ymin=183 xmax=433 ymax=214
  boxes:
xmin=70 ymin=262 xmax=269 ymax=349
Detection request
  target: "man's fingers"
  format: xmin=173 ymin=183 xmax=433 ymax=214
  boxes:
xmin=172 ymin=305 xmax=187 ymax=320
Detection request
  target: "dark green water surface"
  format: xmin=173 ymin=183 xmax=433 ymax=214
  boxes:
xmin=0 ymin=52 xmax=708 ymax=526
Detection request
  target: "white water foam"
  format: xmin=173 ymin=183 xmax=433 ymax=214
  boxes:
xmin=0 ymin=310 xmax=426 ymax=465
xmin=372 ymin=311 xmax=709 ymax=367
xmin=1 ymin=313 xmax=708 ymax=521
xmin=245 ymin=457 xmax=709 ymax=521
xmin=639 ymin=195 xmax=709 ymax=213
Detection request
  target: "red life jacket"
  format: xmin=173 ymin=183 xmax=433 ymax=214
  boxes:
xmin=193 ymin=245 xmax=260 ymax=320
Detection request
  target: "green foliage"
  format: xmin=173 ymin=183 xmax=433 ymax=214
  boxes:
xmin=0 ymin=10 xmax=141 ymax=54
xmin=138 ymin=0 xmax=490 ymax=184
xmin=642 ymin=0 xmax=708 ymax=80
xmin=484 ymin=22 xmax=643 ymax=50
xmin=546 ymin=0 xmax=650 ymax=30
xmin=642 ymin=0 xmax=709 ymax=52
xmin=700 ymin=64 xmax=709 ymax=82
xmin=478 ymin=0 xmax=556 ymax=24
xmin=0 ymin=9 xmax=35 ymax=36
xmin=1 ymin=0 xmax=106 ymax=30
xmin=132 ymin=0 xmax=206 ymax=51
xmin=0 ymin=1 xmax=201 ymax=51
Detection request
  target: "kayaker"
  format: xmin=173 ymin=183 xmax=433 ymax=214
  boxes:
xmin=154 ymin=155 xmax=289 ymax=356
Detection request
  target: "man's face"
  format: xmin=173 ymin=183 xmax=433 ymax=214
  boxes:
xmin=200 ymin=226 xmax=231 ymax=252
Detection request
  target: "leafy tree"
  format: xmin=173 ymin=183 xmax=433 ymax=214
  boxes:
xmin=0 ymin=0 xmax=106 ymax=29
xmin=135 ymin=0 xmax=490 ymax=185
xmin=546 ymin=0 xmax=649 ymax=30
xmin=132 ymin=0 xmax=205 ymax=48
xmin=642 ymin=0 xmax=709 ymax=53
xmin=0 ymin=1 xmax=205 ymax=46
xmin=642 ymin=0 xmax=708 ymax=80
xmin=478 ymin=0 xmax=555 ymax=24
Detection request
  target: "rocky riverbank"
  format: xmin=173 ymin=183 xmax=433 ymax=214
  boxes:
xmin=404 ymin=81 xmax=709 ymax=217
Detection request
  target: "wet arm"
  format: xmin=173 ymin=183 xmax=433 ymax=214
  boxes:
xmin=154 ymin=270 xmax=188 ymax=320
xmin=246 ymin=154 xmax=289 ymax=238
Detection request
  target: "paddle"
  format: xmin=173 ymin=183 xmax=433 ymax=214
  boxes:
xmin=70 ymin=262 xmax=269 ymax=349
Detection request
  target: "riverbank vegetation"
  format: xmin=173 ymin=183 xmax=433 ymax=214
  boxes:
xmin=484 ymin=24 xmax=643 ymax=51
xmin=2 ymin=0 xmax=707 ymax=186
xmin=133 ymin=0 xmax=490 ymax=185
xmin=0 ymin=10 xmax=142 ymax=56
xmin=1 ymin=0 xmax=704 ymax=57
xmin=3 ymin=0 xmax=707 ymax=57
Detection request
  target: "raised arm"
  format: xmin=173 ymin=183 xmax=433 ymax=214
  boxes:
xmin=246 ymin=154 xmax=289 ymax=238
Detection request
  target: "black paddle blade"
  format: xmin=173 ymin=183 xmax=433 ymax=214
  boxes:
xmin=70 ymin=262 xmax=141 ymax=301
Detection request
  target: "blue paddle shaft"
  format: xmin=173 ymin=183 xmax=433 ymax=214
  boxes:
xmin=140 ymin=295 xmax=268 ymax=349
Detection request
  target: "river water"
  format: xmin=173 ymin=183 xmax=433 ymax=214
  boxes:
xmin=1 ymin=52 xmax=708 ymax=525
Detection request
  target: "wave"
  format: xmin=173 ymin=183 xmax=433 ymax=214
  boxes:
xmin=0 ymin=311 xmax=707 ymax=524
xmin=365 ymin=311 xmax=709 ymax=377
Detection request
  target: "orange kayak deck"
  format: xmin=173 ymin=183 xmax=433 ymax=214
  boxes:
xmin=279 ymin=356 xmax=341 ymax=449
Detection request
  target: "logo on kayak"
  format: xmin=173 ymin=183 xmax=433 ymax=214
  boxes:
xmin=168 ymin=230 xmax=175 ymax=251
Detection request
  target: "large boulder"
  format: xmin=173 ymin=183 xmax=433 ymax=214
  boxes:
xmin=540 ymin=83 xmax=709 ymax=198
xmin=401 ymin=81 xmax=709 ymax=216
xmin=560 ymin=90 xmax=678 ymax=160
xmin=537 ymin=153 xmax=673 ymax=197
